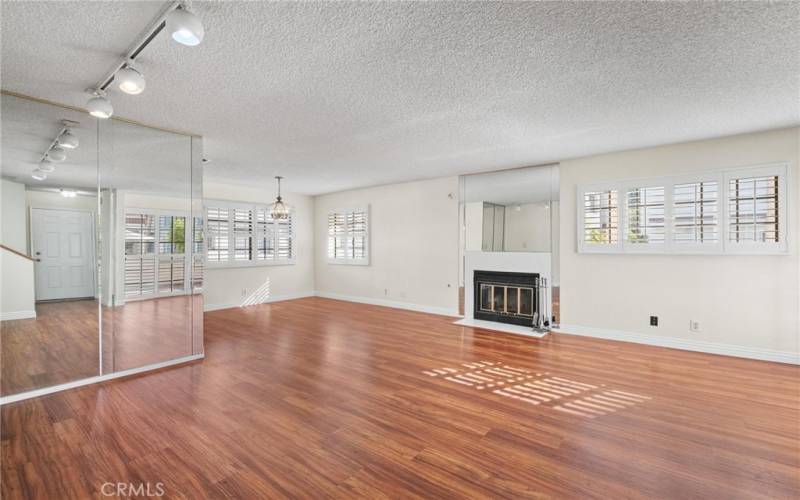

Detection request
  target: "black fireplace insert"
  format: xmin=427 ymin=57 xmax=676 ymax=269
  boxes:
xmin=473 ymin=270 xmax=539 ymax=327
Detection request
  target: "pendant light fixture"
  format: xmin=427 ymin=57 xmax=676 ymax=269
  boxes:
xmin=86 ymin=90 xmax=113 ymax=119
xmin=116 ymin=64 xmax=146 ymax=95
xmin=166 ymin=6 xmax=205 ymax=46
xmin=270 ymin=176 xmax=290 ymax=220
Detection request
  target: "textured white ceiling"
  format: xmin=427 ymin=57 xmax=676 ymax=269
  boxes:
xmin=2 ymin=1 xmax=798 ymax=195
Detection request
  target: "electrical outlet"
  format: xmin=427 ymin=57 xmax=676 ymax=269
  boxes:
xmin=689 ymin=320 xmax=701 ymax=332
xmin=650 ymin=316 xmax=658 ymax=327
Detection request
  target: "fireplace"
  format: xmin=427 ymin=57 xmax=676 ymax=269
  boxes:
xmin=473 ymin=270 xmax=539 ymax=327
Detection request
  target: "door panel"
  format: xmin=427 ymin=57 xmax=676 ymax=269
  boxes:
xmin=32 ymin=209 xmax=95 ymax=301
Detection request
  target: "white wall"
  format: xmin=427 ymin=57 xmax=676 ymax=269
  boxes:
xmin=1 ymin=179 xmax=27 ymax=251
xmin=202 ymin=181 xmax=315 ymax=310
xmin=504 ymin=202 xmax=551 ymax=252
xmin=559 ymin=127 xmax=799 ymax=360
xmin=314 ymin=176 xmax=460 ymax=316
xmin=0 ymin=250 xmax=36 ymax=320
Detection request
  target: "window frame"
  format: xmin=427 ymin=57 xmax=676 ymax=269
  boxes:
xmin=327 ymin=206 xmax=370 ymax=266
xmin=204 ymin=199 xmax=296 ymax=268
xmin=577 ymin=162 xmax=789 ymax=256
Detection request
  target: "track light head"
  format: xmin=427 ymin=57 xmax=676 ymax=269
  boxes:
xmin=38 ymin=162 xmax=56 ymax=173
xmin=31 ymin=169 xmax=47 ymax=181
xmin=166 ymin=7 xmax=204 ymax=46
xmin=58 ymin=128 xmax=79 ymax=149
xmin=86 ymin=90 xmax=113 ymax=119
xmin=47 ymin=146 xmax=67 ymax=163
xmin=117 ymin=65 xmax=146 ymax=95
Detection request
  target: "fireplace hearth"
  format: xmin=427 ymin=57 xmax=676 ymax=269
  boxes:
xmin=473 ymin=270 xmax=539 ymax=327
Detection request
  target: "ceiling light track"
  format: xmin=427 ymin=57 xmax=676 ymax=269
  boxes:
xmin=85 ymin=1 xmax=204 ymax=118
xmin=31 ymin=119 xmax=81 ymax=180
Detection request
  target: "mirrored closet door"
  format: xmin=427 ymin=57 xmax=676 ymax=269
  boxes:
xmin=0 ymin=92 xmax=203 ymax=399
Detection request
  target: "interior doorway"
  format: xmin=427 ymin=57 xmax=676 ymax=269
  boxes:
xmin=31 ymin=208 xmax=95 ymax=301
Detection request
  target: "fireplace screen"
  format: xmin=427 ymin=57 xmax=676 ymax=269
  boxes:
xmin=479 ymin=284 xmax=534 ymax=318
xmin=474 ymin=270 xmax=539 ymax=327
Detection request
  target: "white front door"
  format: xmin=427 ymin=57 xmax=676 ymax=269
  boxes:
xmin=32 ymin=208 xmax=95 ymax=301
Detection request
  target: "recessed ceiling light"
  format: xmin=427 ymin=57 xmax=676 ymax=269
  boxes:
xmin=116 ymin=65 xmax=146 ymax=95
xmin=58 ymin=129 xmax=79 ymax=149
xmin=87 ymin=91 xmax=113 ymax=119
xmin=166 ymin=7 xmax=204 ymax=46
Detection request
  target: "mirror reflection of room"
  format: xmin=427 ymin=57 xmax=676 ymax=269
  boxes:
xmin=98 ymin=118 xmax=201 ymax=374
xmin=1 ymin=94 xmax=100 ymax=396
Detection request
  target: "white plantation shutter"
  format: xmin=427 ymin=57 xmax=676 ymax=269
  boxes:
xmin=672 ymin=181 xmax=719 ymax=245
xmin=124 ymin=213 xmax=156 ymax=298
xmin=206 ymin=207 xmax=229 ymax=262
xmin=328 ymin=207 xmax=369 ymax=264
xmin=625 ymin=186 xmax=665 ymax=245
xmin=192 ymin=216 xmax=204 ymax=292
xmin=578 ymin=163 xmax=787 ymax=255
xmin=276 ymin=216 xmax=293 ymax=260
xmin=204 ymin=201 xmax=295 ymax=266
xmin=580 ymin=189 xmax=619 ymax=251
xmin=232 ymin=208 xmax=254 ymax=261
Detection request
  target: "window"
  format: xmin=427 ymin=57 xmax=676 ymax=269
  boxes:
xmin=672 ymin=181 xmax=718 ymax=245
xmin=728 ymin=175 xmax=779 ymax=243
xmin=204 ymin=201 xmax=295 ymax=267
xmin=578 ymin=163 xmax=787 ymax=255
xmin=328 ymin=207 xmax=369 ymax=265
xmin=192 ymin=216 xmax=204 ymax=292
xmin=580 ymin=188 xmax=619 ymax=252
xmin=125 ymin=210 xmax=194 ymax=299
xmin=625 ymin=186 xmax=665 ymax=246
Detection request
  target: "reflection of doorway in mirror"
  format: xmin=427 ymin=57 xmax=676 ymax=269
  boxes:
xmin=31 ymin=208 xmax=95 ymax=301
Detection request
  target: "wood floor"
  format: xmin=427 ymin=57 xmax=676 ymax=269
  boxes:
xmin=2 ymin=297 xmax=799 ymax=499
xmin=1 ymin=296 xmax=197 ymax=396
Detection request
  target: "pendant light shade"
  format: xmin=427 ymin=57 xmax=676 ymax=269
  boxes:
xmin=166 ymin=7 xmax=204 ymax=46
xmin=47 ymin=146 xmax=67 ymax=163
xmin=58 ymin=129 xmax=79 ymax=149
xmin=270 ymin=176 xmax=290 ymax=220
xmin=87 ymin=92 xmax=113 ymax=119
xmin=31 ymin=169 xmax=47 ymax=181
xmin=116 ymin=65 xmax=146 ymax=95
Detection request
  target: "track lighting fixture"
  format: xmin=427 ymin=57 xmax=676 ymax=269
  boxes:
xmin=167 ymin=6 xmax=205 ymax=46
xmin=116 ymin=64 xmax=146 ymax=95
xmin=86 ymin=90 xmax=113 ymax=119
xmin=31 ymin=169 xmax=47 ymax=181
xmin=84 ymin=2 xmax=204 ymax=118
xmin=58 ymin=128 xmax=79 ymax=149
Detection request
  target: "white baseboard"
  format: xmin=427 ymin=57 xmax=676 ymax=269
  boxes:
xmin=314 ymin=291 xmax=460 ymax=317
xmin=0 ymin=310 xmax=36 ymax=321
xmin=0 ymin=353 xmax=205 ymax=405
xmin=555 ymin=324 xmax=799 ymax=365
xmin=204 ymin=291 xmax=315 ymax=312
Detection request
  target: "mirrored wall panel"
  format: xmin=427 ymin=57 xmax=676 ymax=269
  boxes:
xmin=0 ymin=92 xmax=203 ymax=398
xmin=1 ymin=93 xmax=100 ymax=396
xmin=459 ymin=165 xmax=560 ymax=328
